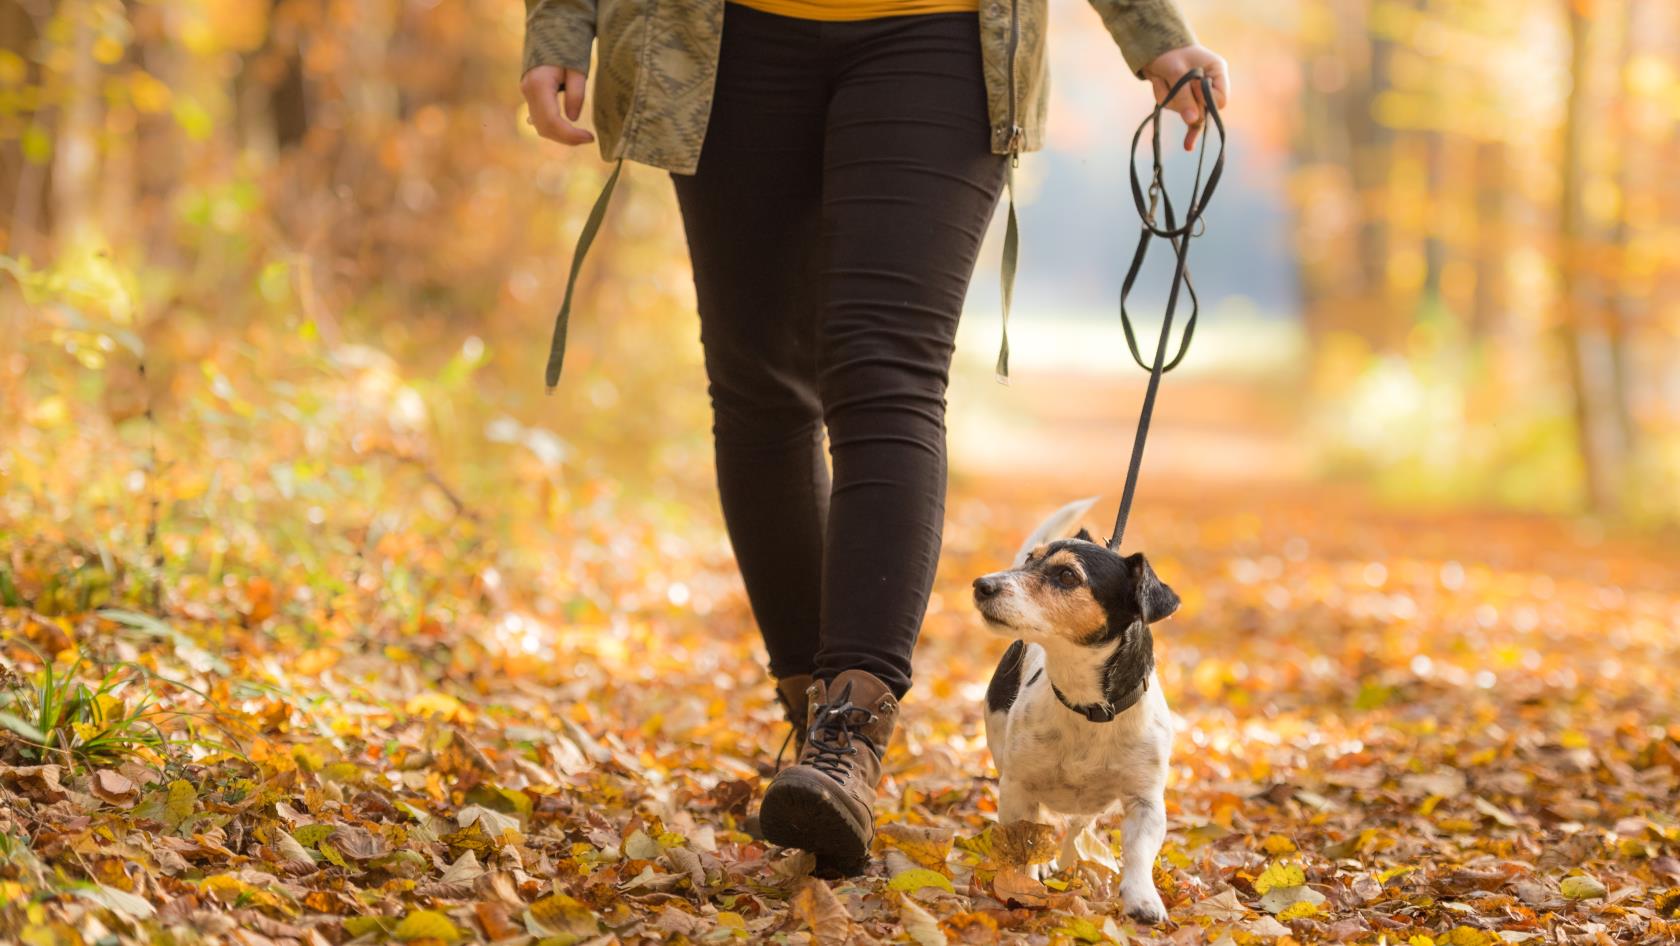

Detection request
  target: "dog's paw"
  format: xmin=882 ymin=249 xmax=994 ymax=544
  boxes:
xmin=1122 ymin=887 xmax=1167 ymax=926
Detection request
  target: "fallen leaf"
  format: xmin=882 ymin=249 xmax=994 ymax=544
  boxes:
xmin=90 ymin=769 xmax=137 ymax=807
xmin=888 ymin=867 xmax=955 ymax=894
xmin=1192 ymin=887 xmax=1250 ymax=921
xmin=1259 ymin=882 xmax=1327 ymax=915
xmin=393 ymin=909 xmax=461 ymax=942
xmin=992 ymin=866 xmax=1051 ymax=907
xmin=1560 ymin=874 xmax=1607 ymax=900
xmin=525 ymin=893 xmax=599 ymax=939
xmin=790 ymin=878 xmax=852 ymax=945
xmin=1253 ymin=860 xmax=1306 ymax=895
xmin=899 ymin=895 xmax=948 ymax=946
xmin=75 ymin=883 xmax=157 ymax=920
xmin=879 ymin=822 xmax=955 ymax=870
xmin=993 ymin=820 xmax=1058 ymax=868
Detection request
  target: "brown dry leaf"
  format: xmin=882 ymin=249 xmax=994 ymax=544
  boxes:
xmin=992 ymin=820 xmax=1058 ymax=868
xmin=474 ymin=901 xmax=518 ymax=941
xmin=0 ymin=764 xmax=69 ymax=802
xmin=992 ymin=866 xmax=1051 ymax=907
xmin=272 ymin=831 xmax=318 ymax=874
xmin=90 ymin=769 xmax=138 ymax=807
xmin=789 ymin=877 xmax=852 ymax=945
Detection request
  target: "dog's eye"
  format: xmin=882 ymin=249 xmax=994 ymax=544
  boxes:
xmin=1055 ymin=567 xmax=1081 ymax=589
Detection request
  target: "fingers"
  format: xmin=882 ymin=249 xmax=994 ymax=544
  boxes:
xmin=562 ymin=68 xmax=586 ymax=123
xmin=1206 ymin=61 xmax=1230 ymax=109
xmin=1161 ymin=93 xmax=1200 ymax=151
xmin=520 ymin=65 xmax=594 ymax=146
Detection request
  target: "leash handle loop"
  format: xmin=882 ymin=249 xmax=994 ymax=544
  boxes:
xmin=1109 ymin=70 xmax=1224 ymax=550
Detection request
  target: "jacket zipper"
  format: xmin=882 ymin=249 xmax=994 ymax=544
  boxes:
xmin=1005 ymin=0 xmax=1022 ymax=162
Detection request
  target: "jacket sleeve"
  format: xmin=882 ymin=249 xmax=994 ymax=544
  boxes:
xmin=1088 ymin=0 xmax=1196 ymax=77
xmin=523 ymin=0 xmax=597 ymax=76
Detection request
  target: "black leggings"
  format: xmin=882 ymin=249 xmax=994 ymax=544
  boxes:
xmin=671 ymin=4 xmax=1005 ymax=698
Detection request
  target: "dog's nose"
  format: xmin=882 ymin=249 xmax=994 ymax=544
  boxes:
xmin=973 ymin=576 xmax=1002 ymax=600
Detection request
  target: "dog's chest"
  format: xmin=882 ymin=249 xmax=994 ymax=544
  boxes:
xmin=1004 ymin=690 xmax=1168 ymax=815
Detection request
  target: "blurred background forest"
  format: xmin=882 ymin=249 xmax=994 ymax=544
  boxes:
xmin=4 ymin=2 xmax=1680 ymax=942
xmin=4 ymin=0 xmax=1679 ymax=545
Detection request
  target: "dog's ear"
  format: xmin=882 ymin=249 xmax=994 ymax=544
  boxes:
xmin=1013 ymin=496 xmax=1099 ymax=566
xmin=1125 ymin=552 xmax=1180 ymax=623
xmin=1074 ymin=527 xmax=1094 ymax=543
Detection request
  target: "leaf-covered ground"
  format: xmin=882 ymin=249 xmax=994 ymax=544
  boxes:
xmin=3 ymin=461 xmax=1678 ymax=945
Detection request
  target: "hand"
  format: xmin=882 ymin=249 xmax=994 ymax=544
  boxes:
xmin=521 ymin=65 xmax=594 ymax=146
xmin=1140 ymin=45 xmax=1229 ymax=151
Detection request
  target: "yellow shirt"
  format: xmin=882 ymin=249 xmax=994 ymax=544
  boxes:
xmin=728 ymin=0 xmax=980 ymax=20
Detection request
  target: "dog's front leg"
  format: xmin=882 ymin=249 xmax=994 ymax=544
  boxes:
xmin=1118 ymin=793 xmax=1167 ymax=925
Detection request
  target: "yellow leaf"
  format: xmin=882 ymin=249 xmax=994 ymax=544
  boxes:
xmin=393 ymin=910 xmax=461 ymax=942
xmin=1408 ymin=936 xmax=1435 ymax=946
xmin=1277 ymin=900 xmax=1322 ymax=920
xmin=878 ymin=823 xmax=955 ymax=870
xmin=165 ymin=780 xmax=196 ymax=826
xmin=406 ymin=692 xmax=464 ymax=720
xmin=1378 ymin=864 xmax=1415 ymax=884
xmin=1261 ymin=834 xmax=1297 ymax=855
xmin=888 ymin=868 xmax=954 ymax=894
xmin=1444 ymin=927 xmax=1495 ymax=946
xmin=1560 ymin=875 xmax=1607 ymax=900
xmin=199 ymin=875 xmax=248 ymax=902
xmin=1254 ymin=860 xmax=1306 ymax=895
xmin=318 ymin=841 xmax=349 ymax=869
xmin=344 ymin=916 xmax=392 ymax=937
xmin=715 ymin=911 xmax=747 ymax=930
xmin=293 ymin=824 xmax=334 ymax=847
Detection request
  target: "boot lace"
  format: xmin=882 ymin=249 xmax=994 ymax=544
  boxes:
xmin=805 ymin=683 xmax=878 ymax=780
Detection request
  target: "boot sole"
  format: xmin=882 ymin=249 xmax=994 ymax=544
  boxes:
xmin=758 ymin=769 xmax=872 ymax=874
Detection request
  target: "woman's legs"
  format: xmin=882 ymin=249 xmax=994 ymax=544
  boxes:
xmin=812 ymin=14 xmax=1006 ymax=697
xmin=670 ymin=7 xmax=830 ymax=683
xmin=674 ymin=7 xmax=1004 ymax=702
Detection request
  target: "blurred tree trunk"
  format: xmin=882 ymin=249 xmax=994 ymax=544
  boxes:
xmin=1558 ymin=0 xmax=1617 ymax=512
xmin=2 ymin=0 xmax=46 ymax=254
xmin=1469 ymin=140 xmax=1508 ymax=339
xmin=1350 ymin=3 xmax=1394 ymax=347
xmin=1604 ymin=0 xmax=1641 ymax=456
xmin=256 ymin=0 xmax=308 ymax=150
xmin=52 ymin=3 xmax=100 ymax=242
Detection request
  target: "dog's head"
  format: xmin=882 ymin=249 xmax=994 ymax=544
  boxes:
xmin=972 ymin=528 xmax=1180 ymax=646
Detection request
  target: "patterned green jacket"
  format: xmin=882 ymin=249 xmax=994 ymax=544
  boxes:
xmin=522 ymin=0 xmax=1196 ymax=175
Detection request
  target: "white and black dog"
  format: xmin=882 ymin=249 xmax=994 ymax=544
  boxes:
xmin=973 ymin=499 xmax=1181 ymax=925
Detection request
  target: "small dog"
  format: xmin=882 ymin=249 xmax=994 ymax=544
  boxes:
xmin=973 ymin=498 xmax=1181 ymax=924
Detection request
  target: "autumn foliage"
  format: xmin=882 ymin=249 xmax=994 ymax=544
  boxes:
xmin=4 ymin=0 xmax=1680 ymax=944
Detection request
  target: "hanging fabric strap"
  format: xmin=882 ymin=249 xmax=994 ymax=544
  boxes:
xmin=1108 ymin=69 xmax=1226 ymax=550
xmin=996 ymin=157 xmax=1020 ymax=383
xmin=545 ymin=158 xmax=625 ymax=392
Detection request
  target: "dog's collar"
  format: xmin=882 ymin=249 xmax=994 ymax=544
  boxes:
xmin=1050 ymin=678 xmax=1147 ymax=723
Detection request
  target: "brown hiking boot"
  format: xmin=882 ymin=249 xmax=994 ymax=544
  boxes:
xmin=773 ymin=673 xmax=815 ymax=765
xmin=758 ymin=669 xmax=899 ymax=873
xmin=743 ymin=674 xmax=816 ymax=841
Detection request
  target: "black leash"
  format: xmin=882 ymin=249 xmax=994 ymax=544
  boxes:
xmin=1107 ymin=69 xmax=1225 ymax=551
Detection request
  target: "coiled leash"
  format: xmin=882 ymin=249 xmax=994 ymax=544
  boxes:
xmin=1105 ymin=69 xmax=1225 ymax=551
